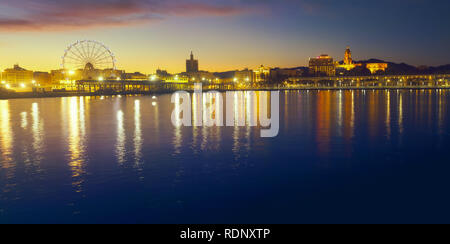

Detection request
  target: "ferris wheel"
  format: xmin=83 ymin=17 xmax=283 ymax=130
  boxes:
xmin=62 ymin=40 xmax=117 ymax=73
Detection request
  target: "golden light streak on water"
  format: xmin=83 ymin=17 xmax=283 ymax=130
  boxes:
xmin=116 ymin=110 xmax=125 ymax=164
xmin=173 ymin=93 xmax=182 ymax=155
xmin=438 ymin=90 xmax=444 ymax=135
xmin=31 ymin=102 xmax=44 ymax=161
xmin=337 ymin=91 xmax=343 ymax=137
xmin=398 ymin=91 xmax=404 ymax=135
xmin=67 ymin=97 xmax=86 ymax=193
xmin=134 ymin=100 xmax=143 ymax=167
xmin=0 ymin=100 xmax=14 ymax=174
xmin=69 ymin=97 xmax=81 ymax=173
xmin=20 ymin=112 xmax=28 ymax=129
xmin=386 ymin=90 xmax=391 ymax=140
xmin=79 ymin=97 xmax=86 ymax=136
xmin=153 ymin=96 xmax=160 ymax=145
xmin=350 ymin=91 xmax=355 ymax=139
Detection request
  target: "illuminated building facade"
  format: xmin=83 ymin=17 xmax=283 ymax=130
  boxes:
xmin=2 ymin=64 xmax=34 ymax=87
xmin=344 ymin=47 xmax=352 ymax=65
xmin=186 ymin=52 xmax=199 ymax=73
xmin=186 ymin=71 xmax=216 ymax=83
xmin=309 ymin=55 xmax=336 ymax=77
xmin=33 ymin=72 xmax=51 ymax=86
xmin=164 ymin=75 xmax=189 ymax=83
xmin=336 ymin=46 xmax=387 ymax=74
xmin=366 ymin=63 xmax=388 ymax=74
xmin=254 ymin=65 xmax=271 ymax=82
xmin=76 ymin=63 xmax=122 ymax=80
xmin=337 ymin=47 xmax=361 ymax=71
xmin=235 ymin=69 xmax=254 ymax=83
xmin=51 ymin=70 xmax=65 ymax=84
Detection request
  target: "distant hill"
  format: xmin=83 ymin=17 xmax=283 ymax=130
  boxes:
xmin=354 ymin=59 xmax=450 ymax=75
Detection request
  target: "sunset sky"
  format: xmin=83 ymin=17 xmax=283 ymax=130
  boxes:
xmin=0 ymin=0 xmax=449 ymax=73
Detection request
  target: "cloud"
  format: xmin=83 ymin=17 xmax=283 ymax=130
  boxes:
xmin=0 ymin=0 xmax=248 ymax=32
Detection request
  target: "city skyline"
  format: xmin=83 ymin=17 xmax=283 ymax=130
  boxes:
xmin=1 ymin=43 xmax=449 ymax=76
xmin=0 ymin=0 xmax=450 ymax=73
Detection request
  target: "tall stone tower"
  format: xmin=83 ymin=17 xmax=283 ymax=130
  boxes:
xmin=344 ymin=47 xmax=353 ymax=65
xmin=186 ymin=51 xmax=199 ymax=73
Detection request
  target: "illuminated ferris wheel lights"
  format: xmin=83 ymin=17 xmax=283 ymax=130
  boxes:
xmin=62 ymin=40 xmax=117 ymax=77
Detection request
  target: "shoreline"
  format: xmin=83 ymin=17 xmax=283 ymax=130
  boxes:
xmin=1 ymin=86 xmax=450 ymax=100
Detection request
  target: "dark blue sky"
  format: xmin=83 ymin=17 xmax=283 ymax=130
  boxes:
xmin=256 ymin=0 xmax=450 ymax=65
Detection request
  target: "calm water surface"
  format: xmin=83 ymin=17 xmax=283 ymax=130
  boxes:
xmin=1 ymin=90 xmax=450 ymax=223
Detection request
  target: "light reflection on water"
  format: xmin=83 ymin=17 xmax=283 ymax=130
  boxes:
xmin=134 ymin=100 xmax=143 ymax=168
xmin=0 ymin=100 xmax=13 ymax=178
xmin=64 ymin=97 xmax=87 ymax=193
xmin=1 ymin=90 xmax=450 ymax=223
xmin=31 ymin=102 xmax=44 ymax=164
xmin=116 ymin=109 xmax=125 ymax=165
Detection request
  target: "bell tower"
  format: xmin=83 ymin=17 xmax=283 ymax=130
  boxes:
xmin=186 ymin=51 xmax=199 ymax=73
xmin=344 ymin=46 xmax=353 ymax=65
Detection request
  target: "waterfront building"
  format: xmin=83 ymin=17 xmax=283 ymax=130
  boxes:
xmin=2 ymin=64 xmax=34 ymax=87
xmin=122 ymin=72 xmax=148 ymax=81
xmin=164 ymin=75 xmax=189 ymax=84
xmin=271 ymin=68 xmax=304 ymax=82
xmin=235 ymin=69 xmax=254 ymax=83
xmin=186 ymin=51 xmax=199 ymax=73
xmin=81 ymin=63 xmax=97 ymax=80
xmin=59 ymin=63 xmax=124 ymax=81
xmin=51 ymin=69 xmax=66 ymax=84
xmin=33 ymin=72 xmax=51 ymax=86
xmin=254 ymin=65 xmax=271 ymax=83
xmin=186 ymin=71 xmax=216 ymax=83
xmin=102 ymin=69 xmax=123 ymax=79
xmin=309 ymin=55 xmax=336 ymax=77
xmin=156 ymin=69 xmax=171 ymax=79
